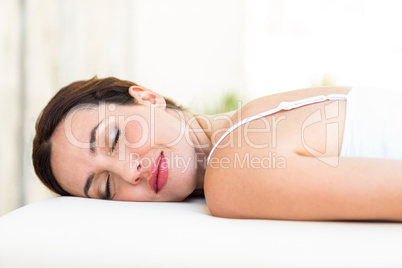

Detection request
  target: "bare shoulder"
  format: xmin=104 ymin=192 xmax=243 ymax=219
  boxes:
xmin=204 ymin=140 xmax=289 ymax=219
xmin=204 ymin=86 xmax=402 ymax=221
xmin=239 ymin=86 xmax=352 ymax=117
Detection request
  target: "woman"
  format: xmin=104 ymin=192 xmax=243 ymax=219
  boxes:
xmin=33 ymin=77 xmax=402 ymax=221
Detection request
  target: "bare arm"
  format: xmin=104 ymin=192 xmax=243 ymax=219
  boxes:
xmin=205 ymin=154 xmax=402 ymax=221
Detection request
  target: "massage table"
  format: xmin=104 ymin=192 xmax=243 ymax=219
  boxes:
xmin=1 ymin=196 xmax=402 ymax=267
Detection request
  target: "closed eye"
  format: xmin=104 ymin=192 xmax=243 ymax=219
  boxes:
xmin=105 ymin=176 xmax=111 ymax=200
xmin=111 ymin=129 xmax=120 ymax=152
xmin=99 ymin=175 xmax=113 ymax=200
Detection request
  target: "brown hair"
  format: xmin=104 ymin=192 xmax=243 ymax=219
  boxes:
xmin=32 ymin=76 xmax=183 ymax=196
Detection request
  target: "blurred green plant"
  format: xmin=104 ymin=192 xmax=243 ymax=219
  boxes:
xmin=310 ymin=73 xmax=337 ymax=87
xmin=198 ymin=91 xmax=245 ymax=115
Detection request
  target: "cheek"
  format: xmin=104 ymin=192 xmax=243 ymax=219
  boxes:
xmin=124 ymin=120 xmax=149 ymax=145
xmin=155 ymin=119 xmax=187 ymax=145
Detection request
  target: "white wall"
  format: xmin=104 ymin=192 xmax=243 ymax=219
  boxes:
xmin=130 ymin=0 xmax=245 ymax=107
xmin=0 ymin=0 xmax=23 ymax=215
xmin=245 ymin=0 xmax=402 ymax=98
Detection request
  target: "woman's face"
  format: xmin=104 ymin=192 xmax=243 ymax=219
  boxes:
xmin=50 ymin=87 xmax=199 ymax=201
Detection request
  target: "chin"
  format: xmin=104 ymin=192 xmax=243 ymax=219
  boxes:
xmin=170 ymin=191 xmax=194 ymax=202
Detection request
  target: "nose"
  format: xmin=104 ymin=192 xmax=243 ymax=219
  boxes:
xmin=128 ymin=162 xmax=142 ymax=185
xmin=107 ymin=157 xmax=143 ymax=185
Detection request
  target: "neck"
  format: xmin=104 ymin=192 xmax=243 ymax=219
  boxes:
xmin=166 ymin=108 xmax=236 ymax=190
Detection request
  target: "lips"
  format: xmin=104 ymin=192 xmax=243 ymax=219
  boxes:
xmin=149 ymin=152 xmax=168 ymax=194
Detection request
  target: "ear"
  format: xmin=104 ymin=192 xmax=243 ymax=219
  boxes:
xmin=128 ymin=86 xmax=166 ymax=109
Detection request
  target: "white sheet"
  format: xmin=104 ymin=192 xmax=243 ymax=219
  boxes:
xmin=1 ymin=197 xmax=402 ymax=267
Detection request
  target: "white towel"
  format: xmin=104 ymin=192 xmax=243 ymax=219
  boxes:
xmin=340 ymin=86 xmax=402 ymax=160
